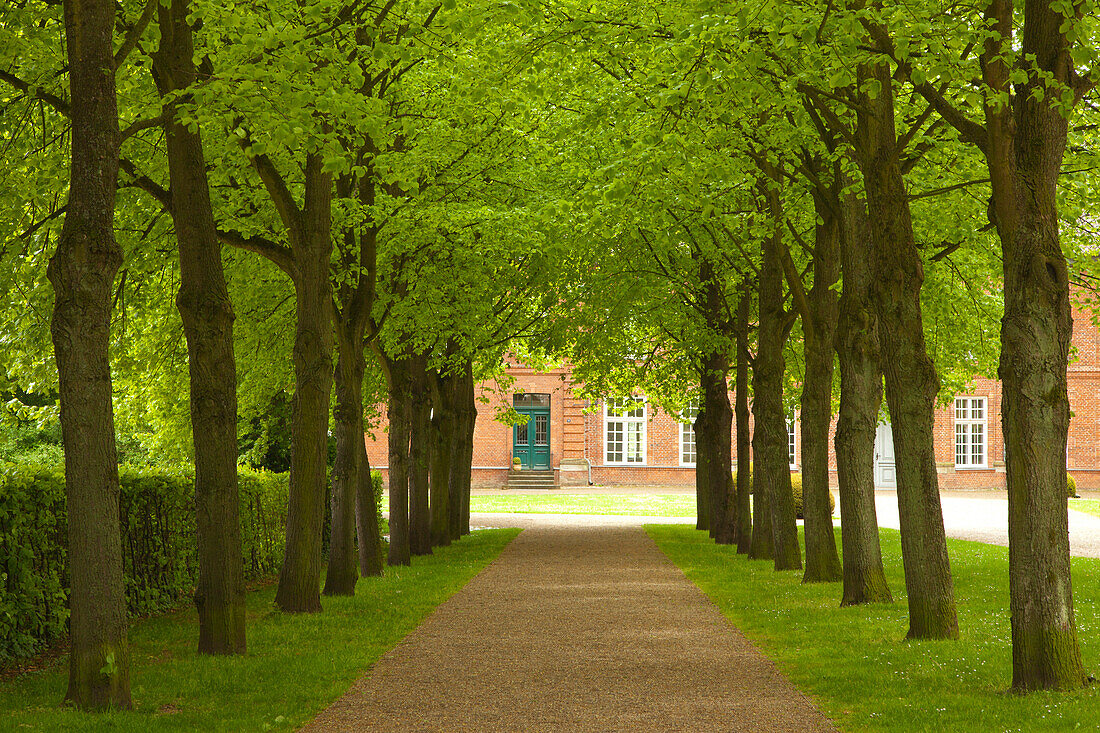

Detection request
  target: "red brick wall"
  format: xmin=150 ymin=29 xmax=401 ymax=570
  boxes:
xmin=367 ymin=293 xmax=1100 ymax=489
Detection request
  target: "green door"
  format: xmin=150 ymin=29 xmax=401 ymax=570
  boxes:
xmin=512 ymin=394 xmax=551 ymax=470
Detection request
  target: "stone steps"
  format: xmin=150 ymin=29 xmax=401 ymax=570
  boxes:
xmin=506 ymin=470 xmax=556 ymax=490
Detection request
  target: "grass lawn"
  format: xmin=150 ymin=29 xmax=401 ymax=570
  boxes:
xmin=648 ymin=524 xmax=1100 ymax=732
xmin=470 ymin=493 xmax=696 ymax=516
xmin=1070 ymin=498 xmax=1100 ymax=519
xmin=0 ymin=528 xmax=520 ymax=731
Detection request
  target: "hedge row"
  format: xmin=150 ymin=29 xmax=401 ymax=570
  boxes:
xmin=0 ymin=463 xmax=289 ymax=663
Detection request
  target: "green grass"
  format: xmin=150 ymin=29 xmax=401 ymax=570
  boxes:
xmin=0 ymin=528 xmax=520 ymax=731
xmin=470 ymin=493 xmax=696 ymax=516
xmin=1070 ymin=499 xmax=1100 ymax=519
xmin=647 ymin=524 xmax=1100 ymax=732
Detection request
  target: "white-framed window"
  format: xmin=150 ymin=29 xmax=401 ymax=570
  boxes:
xmin=605 ymin=397 xmax=647 ymax=465
xmin=787 ymin=416 xmax=798 ymax=468
xmin=955 ymin=397 xmax=987 ymax=468
xmin=679 ymin=400 xmax=699 ymax=466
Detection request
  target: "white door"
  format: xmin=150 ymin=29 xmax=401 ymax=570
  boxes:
xmin=874 ymin=422 xmax=896 ymax=488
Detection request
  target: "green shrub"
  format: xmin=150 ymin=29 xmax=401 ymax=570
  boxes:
xmin=0 ymin=462 xmax=288 ymax=663
xmin=734 ymin=470 xmax=835 ymax=519
xmin=1068 ymin=473 xmax=1078 ymax=498
xmin=790 ymin=473 xmax=836 ymax=519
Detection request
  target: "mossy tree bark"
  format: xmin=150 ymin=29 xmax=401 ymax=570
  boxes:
xmin=696 ymin=254 xmax=736 ymax=545
xmin=694 ymin=408 xmax=712 ymax=533
xmin=780 ymin=162 xmax=842 ymax=584
xmin=328 ymin=169 xmax=386 ymax=588
xmin=408 ymin=352 xmax=433 ymax=556
xmin=381 ymin=352 xmax=412 ymax=566
xmin=356 ymin=442 xmax=384 ymax=577
xmin=979 ymin=0 xmax=1088 ymax=690
xmin=834 ymin=184 xmax=891 ymax=606
xmin=428 ymin=357 xmax=459 ymax=548
xmin=701 ymin=357 xmax=735 ymax=544
xmin=448 ymin=365 xmax=474 ymax=541
xmin=756 ymin=174 xmax=801 ymax=572
xmin=52 ymin=0 xmax=131 ymax=708
xmin=855 ymin=61 xmax=957 ymax=639
xmin=324 ymin=344 xmax=363 ymax=595
xmin=151 ymin=0 xmax=246 ymax=649
xmin=735 ymin=287 xmax=753 ymax=554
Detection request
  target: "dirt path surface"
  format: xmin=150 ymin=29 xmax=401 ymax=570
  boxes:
xmin=301 ymin=524 xmax=835 ymax=732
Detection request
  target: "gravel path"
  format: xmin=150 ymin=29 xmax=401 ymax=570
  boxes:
xmin=301 ymin=522 xmax=835 ymax=732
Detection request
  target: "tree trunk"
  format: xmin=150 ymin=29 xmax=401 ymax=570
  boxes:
xmin=456 ymin=363 xmax=476 ymax=537
xmin=748 ymin=424 xmax=773 ymax=561
xmin=52 ymin=0 xmax=131 ymax=709
xmin=735 ymin=288 xmax=753 ymax=554
xmin=799 ymin=186 xmax=842 ymax=584
xmin=275 ymin=185 xmax=334 ymax=611
xmin=356 ymin=446 xmax=384 ymax=577
xmin=835 ymin=186 xmax=892 ymax=606
xmin=324 ymin=341 xmax=362 ymax=596
xmin=697 ymin=254 xmax=735 ymax=544
xmin=273 ymin=156 xmax=334 ymax=614
xmin=702 ymin=356 xmax=735 ymax=544
xmin=384 ymin=355 xmax=412 ymax=566
xmin=979 ymin=0 xmax=1086 ymax=689
xmin=151 ymin=0 xmax=245 ymax=651
xmin=408 ymin=353 xmax=432 ymax=556
xmin=694 ymin=408 xmax=711 ymax=533
xmin=429 ymin=368 xmax=456 ymax=547
xmin=757 ymin=180 xmax=801 ymax=572
xmin=856 ymin=61 xmax=956 ymax=639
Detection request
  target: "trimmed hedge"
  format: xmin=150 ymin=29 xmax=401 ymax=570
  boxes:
xmin=1069 ymin=473 xmax=1079 ymax=498
xmin=0 ymin=463 xmax=288 ymax=663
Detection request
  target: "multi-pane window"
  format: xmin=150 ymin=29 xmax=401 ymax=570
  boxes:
xmin=787 ymin=417 xmax=797 ymax=467
xmin=606 ymin=397 xmax=646 ymax=464
xmin=955 ymin=397 xmax=987 ymax=468
xmin=679 ymin=401 xmax=699 ymax=466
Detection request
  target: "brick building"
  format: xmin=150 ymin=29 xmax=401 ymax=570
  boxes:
xmin=365 ymin=300 xmax=1100 ymax=490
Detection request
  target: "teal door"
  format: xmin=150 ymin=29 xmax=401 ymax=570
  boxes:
xmin=513 ymin=394 xmax=551 ymax=470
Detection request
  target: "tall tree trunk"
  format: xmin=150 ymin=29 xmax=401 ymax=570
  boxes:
xmin=702 ymin=356 xmax=735 ymax=544
xmin=456 ymin=362 xmax=476 ymax=536
xmin=408 ymin=353 xmax=432 ymax=556
xmin=51 ymin=0 xmax=131 ymax=709
xmin=735 ymin=288 xmax=753 ymax=554
xmin=152 ymin=0 xmax=245 ymax=651
xmin=835 ymin=186 xmax=892 ymax=606
xmin=748 ymin=419 xmax=773 ymax=561
xmin=757 ymin=178 xmax=801 ymax=572
xmin=356 ymin=446 xmax=384 ymax=576
xmin=274 ymin=173 xmax=334 ymax=612
xmin=856 ymin=61 xmax=956 ymax=639
xmin=697 ymin=254 xmax=735 ymax=544
xmin=694 ymin=408 xmax=711 ymax=533
xmin=324 ymin=341 xmax=362 ymax=595
xmin=383 ymin=354 xmax=412 ymax=566
xmin=429 ymin=367 xmax=456 ymax=547
xmin=273 ymin=156 xmax=334 ymax=614
xmin=979 ymin=0 xmax=1086 ymax=690
xmin=797 ymin=185 xmax=842 ymax=584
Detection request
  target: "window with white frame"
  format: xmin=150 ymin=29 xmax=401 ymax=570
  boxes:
xmin=606 ymin=397 xmax=647 ymax=464
xmin=679 ymin=401 xmax=699 ymax=466
xmin=955 ymin=397 xmax=987 ymax=468
xmin=787 ymin=416 xmax=798 ymax=468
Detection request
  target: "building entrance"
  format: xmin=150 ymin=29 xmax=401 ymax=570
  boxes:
xmin=513 ymin=393 xmax=551 ymax=470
